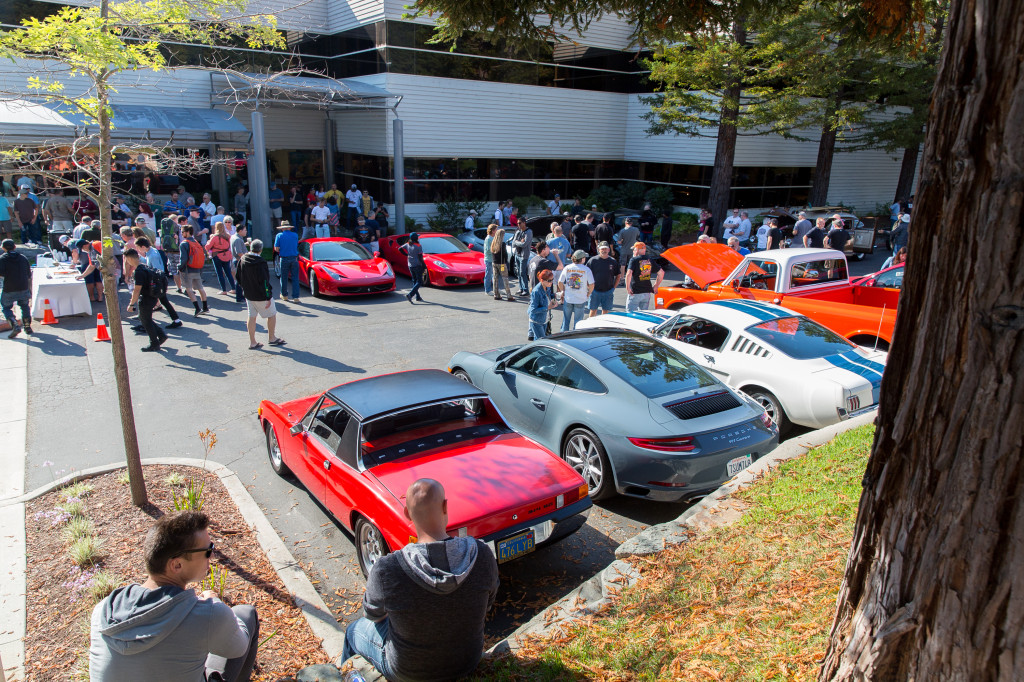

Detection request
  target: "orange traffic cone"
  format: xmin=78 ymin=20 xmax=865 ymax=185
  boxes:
xmin=94 ymin=313 xmax=111 ymax=342
xmin=41 ymin=299 xmax=58 ymax=325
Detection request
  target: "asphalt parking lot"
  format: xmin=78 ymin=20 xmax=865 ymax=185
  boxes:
xmin=18 ymin=243 xmax=890 ymax=640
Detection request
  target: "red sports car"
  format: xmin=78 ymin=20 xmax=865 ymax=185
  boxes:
xmin=298 ymin=237 xmax=396 ymax=297
xmin=379 ymin=233 xmax=486 ymax=286
xmin=851 ymin=263 xmax=904 ymax=290
xmin=258 ymin=369 xmax=591 ymax=575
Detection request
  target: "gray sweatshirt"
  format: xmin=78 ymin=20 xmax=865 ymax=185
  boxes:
xmin=363 ymin=536 xmax=499 ymax=681
xmin=89 ymin=584 xmax=250 ymax=681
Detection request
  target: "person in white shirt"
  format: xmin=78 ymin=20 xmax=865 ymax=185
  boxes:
xmin=557 ymin=250 xmax=595 ymax=332
xmin=548 ymin=194 xmax=561 ymax=216
xmin=345 ymin=184 xmax=362 ymax=232
xmin=722 ymin=208 xmax=742 ymax=240
xmin=465 ymin=210 xmax=477 ymax=232
xmin=199 ymin=193 xmax=216 ymax=221
xmin=310 ymin=198 xmax=332 ymax=238
xmin=735 ymin=211 xmax=752 ymax=244
xmin=755 ymin=219 xmax=771 ymax=251
xmin=493 ymin=201 xmax=504 ymax=227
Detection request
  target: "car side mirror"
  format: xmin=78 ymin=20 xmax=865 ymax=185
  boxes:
xmin=731 ymin=279 xmax=740 ymax=290
xmin=494 ymin=361 xmax=506 ymax=374
xmin=289 ymin=423 xmax=304 ymax=436
xmin=467 ymin=244 xmax=476 ymax=250
xmin=374 ymin=251 xmax=381 ymax=258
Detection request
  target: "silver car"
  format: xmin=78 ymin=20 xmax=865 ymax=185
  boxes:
xmin=448 ymin=330 xmax=779 ymax=503
xmin=457 ymin=227 xmax=518 ymax=275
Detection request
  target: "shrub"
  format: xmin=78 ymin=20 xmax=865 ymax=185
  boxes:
xmin=427 ymin=197 xmax=486 ymax=234
xmin=584 ymin=185 xmax=620 ymax=213
xmin=68 ymin=536 xmax=105 ymax=568
xmin=510 ymin=195 xmax=543 ymax=216
xmin=404 ymin=215 xmax=421 ymax=232
xmin=116 ymin=470 xmax=130 ymax=486
xmin=200 ymin=563 xmax=228 ymax=599
xmin=644 ymin=185 xmax=675 ymax=213
xmin=173 ymin=479 xmax=205 ymax=512
xmin=85 ymin=570 xmax=122 ymax=604
xmin=59 ymin=481 xmax=94 ymax=502
xmin=165 ymin=472 xmax=185 ymax=487
xmin=617 ymin=182 xmax=647 ymax=209
xmin=676 ymin=213 xmax=699 ymax=233
xmin=62 ymin=517 xmax=95 ymax=543
xmin=60 ymin=498 xmax=86 ymax=518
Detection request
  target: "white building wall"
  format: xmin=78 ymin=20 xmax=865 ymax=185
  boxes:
xmin=326 ymin=0 xmax=385 ymax=34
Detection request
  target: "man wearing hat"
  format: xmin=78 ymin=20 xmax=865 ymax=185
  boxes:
xmin=345 ymin=184 xmax=362 ymax=231
xmin=891 ymin=213 xmax=910 ymax=257
xmin=624 ymin=241 xmax=663 ymax=313
xmin=273 ymin=221 xmax=300 ymax=302
xmin=557 ymin=250 xmax=594 ymax=332
xmin=464 ymin=210 xmax=477 ymax=232
xmin=0 ymin=239 xmax=33 ymax=338
xmin=586 ymin=242 xmax=620 ymax=317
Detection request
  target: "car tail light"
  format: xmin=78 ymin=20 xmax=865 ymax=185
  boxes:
xmin=648 ymin=480 xmax=689 ymax=487
xmin=564 ymin=483 xmax=589 ymax=504
xmin=847 ymin=395 xmax=861 ymax=412
xmin=759 ymin=411 xmax=774 ymax=429
xmin=628 ymin=436 xmax=696 ymax=452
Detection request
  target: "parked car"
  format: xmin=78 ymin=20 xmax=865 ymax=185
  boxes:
xmin=851 ymin=263 xmax=904 ymax=290
xmin=379 ymin=233 xmax=486 ymax=286
xmin=456 ymin=227 xmax=518 ymax=275
xmin=258 ymin=369 xmax=591 ymax=575
xmin=448 ymin=329 xmax=779 ymax=503
xmin=754 ymin=207 xmax=874 ymax=259
xmin=575 ymin=301 xmax=887 ymax=435
xmin=297 ymin=238 xmax=395 ymax=297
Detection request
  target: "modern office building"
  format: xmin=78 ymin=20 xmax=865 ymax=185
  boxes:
xmin=0 ymin=0 xmax=911 ymax=241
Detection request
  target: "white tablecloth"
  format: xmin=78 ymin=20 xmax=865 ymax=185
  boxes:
xmin=30 ymin=267 xmax=94 ymax=319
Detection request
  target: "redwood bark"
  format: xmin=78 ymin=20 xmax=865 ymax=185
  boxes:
xmin=708 ymin=19 xmax=745 ymax=239
xmin=819 ymin=0 xmax=1024 ymax=679
xmin=809 ymin=121 xmax=837 ymax=206
xmin=893 ymin=144 xmax=920 ymax=203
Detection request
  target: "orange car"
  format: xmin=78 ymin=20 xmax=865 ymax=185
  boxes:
xmin=655 ymin=244 xmax=899 ymax=350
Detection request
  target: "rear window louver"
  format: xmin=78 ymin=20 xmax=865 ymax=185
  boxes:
xmin=731 ymin=335 xmax=771 ymax=358
xmin=664 ymin=391 xmax=742 ymax=420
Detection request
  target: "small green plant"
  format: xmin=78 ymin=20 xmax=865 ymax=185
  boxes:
xmin=85 ymin=570 xmax=122 ymax=604
xmin=62 ymin=516 xmax=95 ymax=543
xmin=200 ymin=562 xmax=228 ymax=599
xmin=404 ymin=215 xmax=422 ymax=232
xmin=116 ymin=470 xmax=130 ymax=486
xmin=165 ymin=472 xmax=186 ymax=487
xmin=60 ymin=498 xmax=86 ymax=518
xmin=173 ymin=478 xmax=205 ymax=511
xmin=59 ymin=481 xmax=94 ymax=501
xmin=68 ymin=536 xmax=105 ymax=568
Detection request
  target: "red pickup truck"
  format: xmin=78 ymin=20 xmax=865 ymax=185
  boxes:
xmin=655 ymin=244 xmax=899 ymax=350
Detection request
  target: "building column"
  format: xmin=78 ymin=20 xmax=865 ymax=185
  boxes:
xmin=209 ymin=144 xmax=228 ymax=209
xmin=393 ymin=117 xmax=405 ymax=234
xmin=249 ymin=111 xmax=271 ymax=244
xmin=324 ymin=116 xmax=336 ymax=188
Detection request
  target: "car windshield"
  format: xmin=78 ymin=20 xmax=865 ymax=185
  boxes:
xmin=598 ymin=338 xmax=718 ymax=398
xmin=314 ymin=241 xmax=372 ymax=262
xmin=359 ymin=398 xmax=511 ymax=466
xmin=421 ymin=235 xmax=469 ymax=255
xmin=745 ymin=317 xmax=856 ymax=359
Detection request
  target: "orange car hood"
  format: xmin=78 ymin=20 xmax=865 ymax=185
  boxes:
xmin=660 ymin=243 xmax=745 ymax=288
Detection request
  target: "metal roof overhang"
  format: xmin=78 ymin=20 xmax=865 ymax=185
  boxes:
xmin=211 ymin=73 xmax=399 ymax=111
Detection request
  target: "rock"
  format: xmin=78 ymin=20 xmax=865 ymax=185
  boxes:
xmin=295 ymin=663 xmax=343 ymax=682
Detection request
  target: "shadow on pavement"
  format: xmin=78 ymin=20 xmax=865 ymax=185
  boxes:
xmin=159 ymin=347 xmax=235 ymax=377
xmin=594 ymin=495 xmax=692 ymax=527
xmin=264 ymin=344 xmax=366 ymax=375
xmin=13 ymin=331 xmax=86 ymax=356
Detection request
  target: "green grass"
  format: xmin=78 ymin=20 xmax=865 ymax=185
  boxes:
xmin=60 ymin=499 xmax=86 ymax=518
xmin=61 ymin=517 xmax=95 ymax=543
xmin=58 ymin=481 xmax=94 ymax=501
xmin=116 ymin=470 xmax=131 ymax=486
xmin=68 ymin=536 xmax=105 ymax=568
xmin=85 ymin=570 xmax=122 ymax=605
xmin=473 ymin=425 xmax=875 ymax=682
xmin=165 ymin=472 xmax=186 ymax=487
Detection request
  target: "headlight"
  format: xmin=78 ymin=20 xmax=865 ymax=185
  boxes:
xmin=433 ymin=260 xmax=451 ymax=269
xmin=384 ymin=264 xmax=394 ymax=277
xmin=326 ymin=270 xmax=343 ymax=280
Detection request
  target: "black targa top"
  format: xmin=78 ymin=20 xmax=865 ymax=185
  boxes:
xmin=326 ymin=369 xmax=487 ymax=421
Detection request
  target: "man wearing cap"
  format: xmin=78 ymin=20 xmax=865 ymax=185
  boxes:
xmin=179 ymin=225 xmax=209 ymax=316
xmin=547 ymin=194 xmax=561 ymax=216
xmin=625 ymin=241 xmax=663 ymax=312
xmin=187 ymin=206 xmax=209 ymax=247
xmin=405 ymin=233 xmax=426 ymax=303
xmin=273 ymin=221 xmax=300 ymax=302
xmin=345 ymin=184 xmax=362 ymax=231
xmin=586 ymin=242 xmax=620 ymax=317
xmin=824 ymin=215 xmax=851 ymax=253
xmin=557 ymin=250 xmax=594 ymax=332
xmin=12 ymin=186 xmax=39 ymax=246
xmin=0 ymin=239 xmax=32 ymax=339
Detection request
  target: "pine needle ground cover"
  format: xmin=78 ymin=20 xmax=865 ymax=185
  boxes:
xmin=477 ymin=424 xmax=875 ymax=681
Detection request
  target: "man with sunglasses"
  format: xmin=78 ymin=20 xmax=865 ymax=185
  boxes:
xmin=90 ymin=511 xmax=260 ymax=682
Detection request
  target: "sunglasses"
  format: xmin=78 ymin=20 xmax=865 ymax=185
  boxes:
xmin=177 ymin=542 xmax=215 ymax=559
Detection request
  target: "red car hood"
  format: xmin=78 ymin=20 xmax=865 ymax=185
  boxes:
xmin=660 ymin=243 xmax=745 ymax=288
xmin=318 ymin=259 xmax=391 ymax=279
xmin=426 ymin=250 xmax=485 ymax=270
xmin=368 ymin=433 xmax=580 ymax=526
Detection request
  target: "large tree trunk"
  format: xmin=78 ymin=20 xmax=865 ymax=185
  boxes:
xmin=819 ymin=0 xmax=1023 ymax=678
xmin=709 ymin=19 xmax=745 ymax=239
xmin=809 ymin=122 xmax=837 ymax=206
xmin=893 ymin=143 xmax=920 ymax=203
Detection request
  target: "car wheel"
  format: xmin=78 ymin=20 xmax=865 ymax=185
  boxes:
xmin=355 ymin=517 xmax=390 ymax=577
xmin=420 ymin=269 xmax=430 ymax=286
xmin=309 ymin=270 xmax=320 ymax=297
xmin=452 ymin=369 xmax=484 ymax=412
xmin=265 ymin=422 xmax=289 ymax=476
xmin=743 ymin=388 xmax=791 ymax=437
xmin=562 ymin=428 xmax=615 ymax=501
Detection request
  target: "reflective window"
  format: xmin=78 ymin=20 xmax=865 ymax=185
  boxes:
xmin=655 ymin=315 xmax=730 ymax=351
xmin=312 ymin=241 xmax=372 ymax=262
xmin=874 ymin=266 xmax=904 ymax=289
xmin=789 ymin=259 xmax=848 ymax=287
xmin=597 ymin=339 xmax=717 ymax=398
xmin=309 ymin=396 xmax=349 ymax=454
xmin=419 ymin=235 xmax=470 ymax=255
xmin=556 ymin=360 xmax=606 ymax=393
xmin=745 ymin=317 xmax=856 ymax=359
xmin=508 ymin=346 xmax=573 ymax=383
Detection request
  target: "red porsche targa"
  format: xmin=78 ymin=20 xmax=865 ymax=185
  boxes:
xmin=298 ymin=237 xmax=396 ymax=297
xmin=379 ymin=233 xmax=486 ymax=286
xmin=258 ymin=369 xmax=591 ymax=575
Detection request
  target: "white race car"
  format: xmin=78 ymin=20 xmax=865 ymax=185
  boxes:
xmin=575 ymin=300 xmax=886 ymax=434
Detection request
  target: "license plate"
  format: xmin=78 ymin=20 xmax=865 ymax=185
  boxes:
xmin=496 ymin=529 xmax=536 ymax=563
xmin=727 ymin=454 xmax=753 ymax=477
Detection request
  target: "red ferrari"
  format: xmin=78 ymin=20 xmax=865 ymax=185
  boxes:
xmin=258 ymin=369 xmax=591 ymax=575
xmin=298 ymin=237 xmax=396 ymax=297
xmin=379 ymin=233 xmax=486 ymax=287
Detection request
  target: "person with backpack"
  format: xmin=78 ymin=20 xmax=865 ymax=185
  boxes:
xmin=160 ymin=214 xmax=183 ymax=292
xmin=178 ymin=225 xmax=209 ymax=316
xmin=129 ymin=237 xmax=182 ymax=335
xmin=123 ymin=248 xmax=170 ymax=352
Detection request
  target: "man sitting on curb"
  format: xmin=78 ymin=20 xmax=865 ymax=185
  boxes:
xmin=89 ymin=510 xmax=260 ymax=682
xmin=342 ymin=478 xmax=499 ymax=681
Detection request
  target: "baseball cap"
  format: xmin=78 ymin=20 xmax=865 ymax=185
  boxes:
xmin=351 ymin=184 xmax=358 ymax=189
xmin=1 ymin=239 xmax=15 ymax=251
xmin=572 ymin=249 xmax=588 ymax=261
xmin=18 ymin=185 xmax=29 ymax=191
xmin=598 ymin=241 xmax=610 ymax=249
xmin=591 ymin=204 xmax=598 ymax=209
xmin=58 ymin=235 xmax=70 ymax=245
xmin=470 ymin=210 xmax=477 ymax=214
xmin=554 ymin=194 xmax=560 ymax=198
xmin=901 ymin=214 xmax=910 ymax=222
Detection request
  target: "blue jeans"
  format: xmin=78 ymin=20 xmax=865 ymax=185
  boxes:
xmin=212 ymin=258 xmax=235 ymax=292
xmin=279 ymin=256 xmax=299 ymax=299
xmin=561 ymin=301 xmax=587 ymax=331
xmin=2 ymin=291 xmax=31 ymax=326
xmin=290 ymin=209 xmax=303 ymax=230
xmin=589 ymin=289 xmax=614 ymax=312
xmin=483 ymin=259 xmax=493 ymax=294
xmin=529 ymin=319 xmax=546 ymax=340
xmin=626 ymin=292 xmax=652 ymax=312
xmin=347 ymin=206 xmax=360 ymax=231
xmin=342 ymin=618 xmax=394 ymax=679
xmin=516 ymin=253 xmax=529 ymax=291
xmin=408 ymin=266 xmax=425 ymax=300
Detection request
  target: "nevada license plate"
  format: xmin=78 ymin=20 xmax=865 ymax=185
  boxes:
xmin=727 ymin=454 xmax=753 ymax=477
xmin=497 ymin=529 xmax=536 ymax=563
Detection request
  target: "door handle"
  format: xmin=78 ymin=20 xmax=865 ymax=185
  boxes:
xmin=530 ymin=398 xmax=546 ymax=410
xmin=323 ymin=459 xmax=331 ymax=471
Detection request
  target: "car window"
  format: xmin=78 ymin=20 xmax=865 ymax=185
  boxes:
xmin=655 ymin=315 xmax=730 ymax=351
xmin=298 ymin=241 xmax=310 ymax=259
xmin=313 ymin=241 xmax=372 ymax=262
xmin=745 ymin=316 xmax=856 ymax=359
xmin=474 ymin=228 xmax=488 ymax=240
xmin=597 ymin=338 xmax=718 ymax=398
xmin=309 ymin=396 xmax=349 ymax=454
xmin=732 ymin=259 xmax=777 ymax=290
xmin=556 ymin=360 xmax=606 ymax=393
xmin=790 ymin=259 xmax=849 ymax=287
xmin=875 ymin=267 xmax=903 ymax=289
xmin=507 ymin=346 xmax=573 ymax=383
xmin=420 ymin=235 xmax=470 ymax=255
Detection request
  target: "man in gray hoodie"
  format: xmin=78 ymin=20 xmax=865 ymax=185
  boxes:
xmin=89 ymin=511 xmax=260 ymax=682
xmin=342 ymin=478 xmax=499 ymax=681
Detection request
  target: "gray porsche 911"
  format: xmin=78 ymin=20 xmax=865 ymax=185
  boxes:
xmin=448 ymin=329 xmax=779 ymax=503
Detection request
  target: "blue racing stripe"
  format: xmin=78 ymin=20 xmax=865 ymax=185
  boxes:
xmin=605 ymin=311 xmax=665 ymax=324
xmin=708 ymin=299 xmax=779 ymax=321
xmin=825 ymin=353 xmax=883 ymax=404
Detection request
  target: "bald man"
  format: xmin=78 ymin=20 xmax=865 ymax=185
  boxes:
xmin=341 ymin=479 xmax=499 ymax=680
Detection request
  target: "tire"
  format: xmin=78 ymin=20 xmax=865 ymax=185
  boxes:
xmin=265 ymin=422 xmax=289 ymax=476
xmin=309 ymin=270 xmax=320 ymax=297
xmin=420 ymin=269 xmax=430 ymax=286
xmin=743 ymin=388 xmax=791 ymax=437
xmin=354 ymin=517 xmax=390 ymax=577
xmin=562 ymin=428 xmax=615 ymax=501
xmin=452 ymin=369 xmax=485 ymax=412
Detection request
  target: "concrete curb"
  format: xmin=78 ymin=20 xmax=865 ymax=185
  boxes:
xmin=489 ymin=411 xmax=877 ymax=654
xmin=0 ymin=457 xmax=347 ymax=672
xmin=0 ymin=339 xmax=27 ymax=682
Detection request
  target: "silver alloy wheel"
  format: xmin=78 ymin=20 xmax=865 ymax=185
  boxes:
xmin=753 ymin=393 xmax=778 ymax=423
xmin=309 ymin=270 xmax=319 ymax=296
xmin=452 ymin=370 xmax=482 ymax=412
xmin=565 ymin=433 xmax=603 ymax=492
xmin=266 ymin=424 xmax=283 ymax=473
xmin=358 ymin=522 xmax=386 ymax=571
